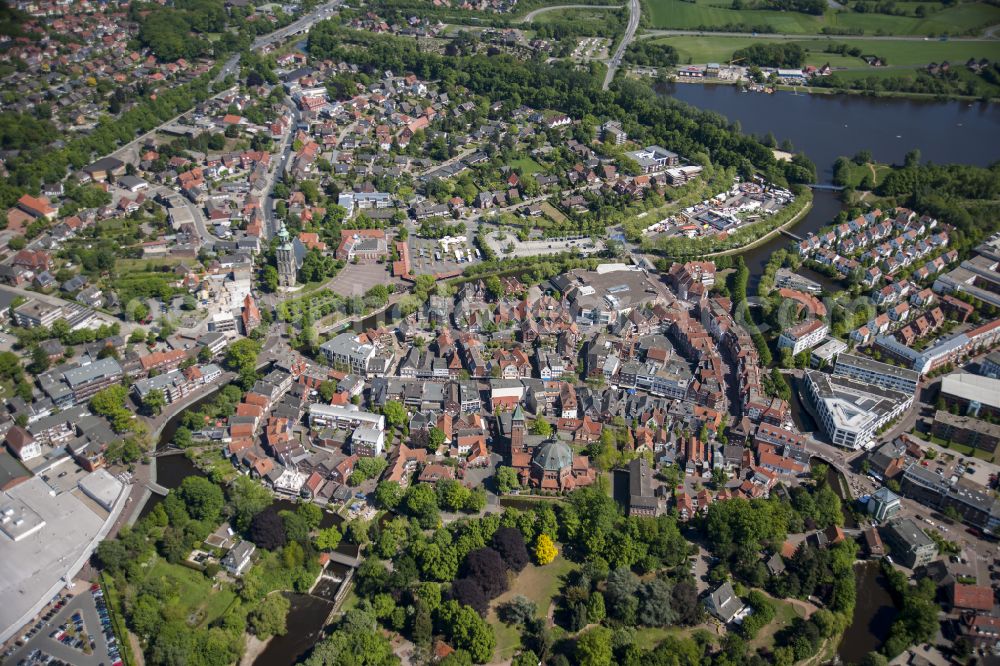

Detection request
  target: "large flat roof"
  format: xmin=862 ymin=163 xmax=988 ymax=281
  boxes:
xmin=836 ymin=353 xmax=919 ymax=382
xmin=940 ymin=373 xmax=1000 ymax=410
xmin=0 ymin=477 xmax=107 ymax=642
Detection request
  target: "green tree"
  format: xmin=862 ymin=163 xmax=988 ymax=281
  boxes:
xmin=316 ymin=526 xmax=343 ymax=551
xmin=249 ymin=593 xmax=291 ymax=638
xmin=575 ymin=626 xmax=613 ymax=666
xmin=374 ymin=481 xmax=404 ymax=510
xmin=225 ymin=337 xmax=261 ymax=388
xmin=382 ymin=400 xmax=408 ymax=429
xmin=178 ymin=476 xmax=224 ymax=523
xmin=229 ymin=475 xmax=273 ymax=532
xmin=142 ymin=388 xmax=166 ymax=416
xmin=262 ymin=265 xmax=279 ymax=293
xmin=494 ymin=466 xmax=520 ymax=494
xmin=439 ymin=600 xmax=496 ymax=664
xmin=428 ymin=426 xmax=446 ymax=451
xmin=530 ymin=418 xmax=552 ymax=437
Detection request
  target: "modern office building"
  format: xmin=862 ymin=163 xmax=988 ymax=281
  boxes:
xmin=868 ymin=486 xmax=902 ymax=522
xmin=804 ymin=370 xmax=912 ymax=450
xmin=882 ymin=518 xmax=938 ymax=568
xmin=834 ymin=353 xmax=920 ymax=394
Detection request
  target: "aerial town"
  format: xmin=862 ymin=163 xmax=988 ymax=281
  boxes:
xmin=0 ymin=1 xmax=998 ymax=666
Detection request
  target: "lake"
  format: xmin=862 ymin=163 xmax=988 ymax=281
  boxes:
xmin=662 ymin=83 xmax=1000 ymax=181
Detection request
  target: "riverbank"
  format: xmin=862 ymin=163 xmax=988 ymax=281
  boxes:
xmin=696 ymin=197 xmax=813 ymax=259
xmin=667 ymin=75 xmax=998 ymax=104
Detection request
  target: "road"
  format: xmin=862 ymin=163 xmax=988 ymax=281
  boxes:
xmin=603 ymin=0 xmax=641 ymax=90
xmin=262 ymin=101 xmax=301 ymax=239
xmin=517 ymin=3 xmax=622 ymax=23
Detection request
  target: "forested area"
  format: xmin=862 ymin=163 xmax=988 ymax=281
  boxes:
xmin=529 ymin=8 xmax=627 ymax=41
xmin=329 ymin=466 xmax=856 ymax=665
xmin=732 ymin=43 xmax=806 ymax=68
xmin=811 ymin=66 xmax=1000 ymax=99
xmin=130 ymin=0 xmax=295 ymax=60
xmin=622 ymin=41 xmax=680 ymax=67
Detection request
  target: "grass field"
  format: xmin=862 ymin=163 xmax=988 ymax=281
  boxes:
xmin=509 ymin=156 xmax=546 ymax=175
xmin=487 ymin=553 xmax=577 ymax=660
xmin=539 ymin=201 xmax=568 ymax=223
xmin=633 ymin=625 xmax=717 ymax=650
xmin=651 ymin=34 xmax=1000 ymax=67
xmin=145 ymin=558 xmax=237 ymax=628
xmin=532 ymin=6 xmax=622 ymax=23
xmin=115 ymin=257 xmax=187 ymax=273
xmin=837 ymin=160 xmax=893 ymax=188
xmin=642 ymin=0 xmax=1000 ymax=36
xmin=747 ymin=594 xmax=809 ymax=652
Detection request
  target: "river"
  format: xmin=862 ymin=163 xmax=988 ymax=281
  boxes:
xmin=838 ymin=562 xmax=898 ymax=663
xmin=662 ymin=83 xmax=1000 ymax=181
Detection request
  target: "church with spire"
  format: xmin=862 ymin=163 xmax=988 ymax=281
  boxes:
xmin=275 ymin=222 xmax=304 ymax=288
xmin=500 ymin=403 xmax=596 ymax=492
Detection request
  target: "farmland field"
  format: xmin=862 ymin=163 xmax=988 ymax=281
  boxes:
xmin=642 ymin=0 xmax=1000 ymax=36
xmin=649 ymin=34 xmax=1000 ymax=68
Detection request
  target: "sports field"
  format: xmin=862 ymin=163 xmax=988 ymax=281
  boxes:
xmin=642 ymin=0 xmax=1000 ymax=36
xmin=650 ymin=34 xmax=1000 ymax=67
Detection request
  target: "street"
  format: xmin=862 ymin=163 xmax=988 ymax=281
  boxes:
xmin=602 ymin=0 xmax=641 ymax=90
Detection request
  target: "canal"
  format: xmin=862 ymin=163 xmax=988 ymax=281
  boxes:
xmin=661 ymin=83 xmax=1000 ymax=181
xmin=838 ymin=561 xmax=898 ymax=663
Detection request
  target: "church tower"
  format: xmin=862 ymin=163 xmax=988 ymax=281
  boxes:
xmin=510 ymin=403 xmax=525 ymax=453
xmin=275 ymin=222 xmax=296 ymax=288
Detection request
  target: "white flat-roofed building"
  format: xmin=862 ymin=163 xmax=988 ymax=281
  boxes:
xmin=0 ymin=476 xmax=120 ymax=643
xmin=811 ymin=338 xmax=847 ymax=368
xmin=132 ymin=369 xmax=194 ymax=405
xmin=834 ymin=353 xmax=920 ymax=394
xmin=0 ymin=497 xmax=45 ymax=542
xmin=778 ymin=319 xmax=829 ymax=356
xmin=351 ymin=423 xmax=385 ymax=457
xmin=77 ymin=469 xmax=125 ymax=512
xmin=309 ymin=404 xmax=385 ymax=431
xmin=804 ymin=370 xmax=913 ymax=450
xmin=939 ymin=373 xmax=1000 ymax=418
xmin=319 ymin=332 xmax=376 ymax=376
xmin=13 ymin=300 xmax=63 ymax=329
xmin=63 ymin=357 xmax=123 ymax=403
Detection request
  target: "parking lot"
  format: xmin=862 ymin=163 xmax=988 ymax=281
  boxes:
xmin=6 ymin=584 xmax=122 ymax=666
xmin=407 ymin=234 xmax=481 ymax=276
xmin=324 ymin=261 xmax=396 ymax=299
xmin=483 ymin=229 xmax=604 ymax=259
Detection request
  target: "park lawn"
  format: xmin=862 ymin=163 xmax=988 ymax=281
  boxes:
xmin=642 ymin=0 xmax=1000 ymax=35
xmin=145 ymin=558 xmax=237 ymax=628
xmin=747 ymin=594 xmax=807 ymax=652
xmin=487 ymin=553 xmax=577 ymax=661
xmin=837 ymin=161 xmax=892 ymax=189
xmin=633 ymin=625 xmax=715 ymax=651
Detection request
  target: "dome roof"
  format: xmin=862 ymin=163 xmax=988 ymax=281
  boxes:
xmin=532 ymin=440 xmax=573 ymax=472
